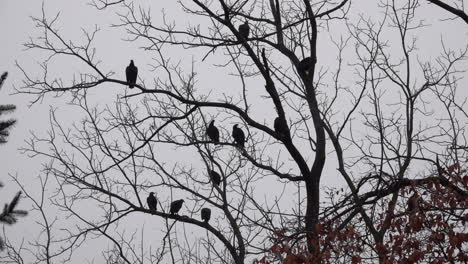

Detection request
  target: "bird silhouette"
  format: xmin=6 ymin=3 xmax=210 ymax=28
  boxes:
xmin=274 ymin=117 xmax=288 ymax=138
xmin=126 ymin=60 xmax=138 ymax=88
xmin=206 ymin=120 xmax=220 ymax=144
xmin=209 ymin=170 xmax=222 ymax=186
xmin=407 ymin=193 xmax=420 ymax=213
xmin=201 ymin=208 xmax=211 ymax=223
xmin=298 ymin=57 xmax=315 ymax=76
xmin=232 ymin=124 xmax=245 ymax=148
xmin=170 ymin=199 xmax=185 ymax=215
xmin=147 ymin=192 xmax=157 ymax=212
xmin=238 ymin=21 xmax=250 ymax=40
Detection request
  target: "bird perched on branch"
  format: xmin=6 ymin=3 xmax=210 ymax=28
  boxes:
xmin=274 ymin=117 xmax=288 ymax=138
xmin=206 ymin=120 xmax=220 ymax=144
xmin=201 ymin=208 xmax=211 ymax=223
xmin=147 ymin=192 xmax=157 ymax=212
xmin=125 ymin=60 xmax=138 ymax=88
xmin=232 ymin=124 xmax=246 ymax=148
xmin=210 ymin=170 xmax=222 ymax=186
xmin=170 ymin=199 xmax=184 ymax=215
xmin=238 ymin=21 xmax=250 ymax=40
xmin=298 ymin=57 xmax=315 ymax=76
xmin=407 ymin=192 xmax=420 ymax=213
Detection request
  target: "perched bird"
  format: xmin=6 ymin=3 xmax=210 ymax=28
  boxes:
xmin=298 ymin=57 xmax=315 ymax=76
xmin=170 ymin=199 xmax=184 ymax=215
xmin=201 ymin=208 xmax=211 ymax=223
xmin=232 ymin=124 xmax=246 ymax=148
xmin=206 ymin=120 xmax=220 ymax=144
xmin=274 ymin=117 xmax=288 ymax=138
xmin=210 ymin=170 xmax=222 ymax=186
xmin=238 ymin=21 xmax=250 ymax=40
xmin=125 ymin=60 xmax=138 ymax=88
xmin=147 ymin=192 xmax=157 ymax=212
xmin=407 ymin=193 xmax=420 ymax=213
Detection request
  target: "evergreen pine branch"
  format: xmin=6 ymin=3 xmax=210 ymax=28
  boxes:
xmin=0 ymin=71 xmax=16 ymax=144
xmin=0 ymin=72 xmax=7 ymax=90
xmin=0 ymin=120 xmax=16 ymax=131
xmin=0 ymin=184 xmax=28 ymax=251
xmin=0 ymin=192 xmax=27 ymax=226
xmin=0 ymin=105 xmax=16 ymax=115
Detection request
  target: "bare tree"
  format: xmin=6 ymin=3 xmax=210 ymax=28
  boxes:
xmin=426 ymin=0 xmax=468 ymax=24
xmin=4 ymin=0 xmax=467 ymax=263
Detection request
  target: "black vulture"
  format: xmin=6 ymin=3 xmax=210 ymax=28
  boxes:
xmin=298 ymin=57 xmax=315 ymax=76
xmin=274 ymin=117 xmax=288 ymax=138
xmin=232 ymin=124 xmax=246 ymax=148
xmin=407 ymin=193 xmax=419 ymax=213
xmin=210 ymin=170 xmax=221 ymax=186
xmin=206 ymin=120 xmax=220 ymax=144
xmin=147 ymin=192 xmax=157 ymax=212
xmin=125 ymin=60 xmax=138 ymax=88
xmin=238 ymin=21 xmax=250 ymax=40
xmin=170 ymin=199 xmax=185 ymax=215
xmin=201 ymin=208 xmax=211 ymax=223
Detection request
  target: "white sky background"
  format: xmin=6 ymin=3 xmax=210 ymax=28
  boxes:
xmin=1 ymin=0 xmax=468 ymax=263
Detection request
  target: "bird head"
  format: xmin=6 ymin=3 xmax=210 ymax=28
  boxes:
xmin=130 ymin=60 xmax=134 ymax=65
xmin=233 ymin=124 xmax=238 ymax=129
xmin=150 ymin=192 xmax=154 ymax=196
xmin=180 ymin=199 xmax=185 ymax=204
xmin=244 ymin=21 xmax=249 ymax=26
xmin=210 ymin=120 xmax=215 ymax=126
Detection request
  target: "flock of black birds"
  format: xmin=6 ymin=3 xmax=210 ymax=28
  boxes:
xmin=145 ymin=114 xmax=290 ymax=223
xmin=138 ymin=21 xmax=301 ymax=225
xmin=124 ymin=21 xmax=249 ymax=89
xmin=146 ymin=195 xmax=212 ymax=224
xmin=207 ymin=117 xmax=290 ymax=147
xmin=206 ymin=120 xmax=248 ymax=148
xmin=125 ymin=21 xmax=313 ymax=88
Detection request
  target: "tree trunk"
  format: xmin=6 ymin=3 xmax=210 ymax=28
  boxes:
xmin=305 ymin=179 xmax=321 ymax=262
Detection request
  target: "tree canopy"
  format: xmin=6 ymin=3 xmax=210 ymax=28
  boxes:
xmin=1 ymin=0 xmax=467 ymax=263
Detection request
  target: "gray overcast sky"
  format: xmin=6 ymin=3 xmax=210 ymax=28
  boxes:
xmin=1 ymin=0 xmax=467 ymax=263
xmin=2 ymin=0 xmax=467 ymax=185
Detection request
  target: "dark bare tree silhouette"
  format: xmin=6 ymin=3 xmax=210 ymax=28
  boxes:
xmin=3 ymin=1 xmax=467 ymax=263
xmin=426 ymin=0 xmax=468 ymax=24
